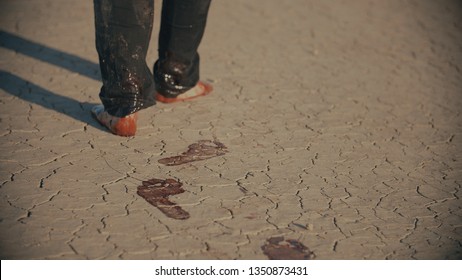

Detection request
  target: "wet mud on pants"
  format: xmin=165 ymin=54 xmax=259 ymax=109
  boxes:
xmin=94 ymin=0 xmax=211 ymax=117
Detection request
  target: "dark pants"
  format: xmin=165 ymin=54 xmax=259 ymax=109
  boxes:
xmin=94 ymin=0 xmax=211 ymax=117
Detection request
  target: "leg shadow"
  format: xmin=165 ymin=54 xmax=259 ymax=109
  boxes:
xmin=0 ymin=30 xmax=100 ymax=81
xmin=0 ymin=70 xmax=102 ymax=130
xmin=0 ymin=30 xmax=106 ymax=131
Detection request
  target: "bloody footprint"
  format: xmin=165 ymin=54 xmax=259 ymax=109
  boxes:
xmin=158 ymin=140 xmax=228 ymax=166
xmin=261 ymin=237 xmax=314 ymax=260
xmin=137 ymin=178 xmax=190 ymax=220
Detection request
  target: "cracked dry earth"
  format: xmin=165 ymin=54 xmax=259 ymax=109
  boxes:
xmin=0 ymin=0 xmax=461 ymax=260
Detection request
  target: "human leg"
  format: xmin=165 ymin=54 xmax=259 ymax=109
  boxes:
xmin=93 ymin=0 xmax=155 ymax=135
xmin=154 ymin=0 xmax=212 ymax=102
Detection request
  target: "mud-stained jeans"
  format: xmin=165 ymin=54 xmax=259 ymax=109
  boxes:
xmin=94 ymin=0 xmax=212 ymax=117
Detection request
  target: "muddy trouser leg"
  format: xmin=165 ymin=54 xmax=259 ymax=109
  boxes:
xmin=154 ymin=0 xmax=212 ymax=98
xmin=94 ymin=0 xmax=156 ymax=118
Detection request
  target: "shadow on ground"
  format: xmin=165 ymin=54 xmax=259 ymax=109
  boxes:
xmin=0 ymin=30 xmax=100 ymax=81
xmin=0 ymin=30 xmax=102 ymax=130
xmin=0 ymin=71 xmax=99 ymax=128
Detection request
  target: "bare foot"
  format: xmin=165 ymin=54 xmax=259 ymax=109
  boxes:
xmin=91 ymin=105 xmax=138 ymax=136
xmin=155 ymin=81 xmax=213 ymax=103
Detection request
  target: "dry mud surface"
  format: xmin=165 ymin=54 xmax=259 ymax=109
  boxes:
xmin=0 ymin=0 xmax=461 ymax=259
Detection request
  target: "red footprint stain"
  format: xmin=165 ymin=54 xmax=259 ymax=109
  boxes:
xmin=137 ymin=178 xmax=190 ymax=220
xmin=158 ymin=140 xmax=228 ymax=166
xmin=262 ymin=237 xmax=314 ymax=260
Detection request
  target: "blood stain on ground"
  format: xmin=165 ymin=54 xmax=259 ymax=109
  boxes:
xmin=137 ymin=178 xmax=190 ymax=220
xmin=158 ymin=140 xmax=228 ymax=166
xmin=262 ymin=237 xmax=314 ymax=260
